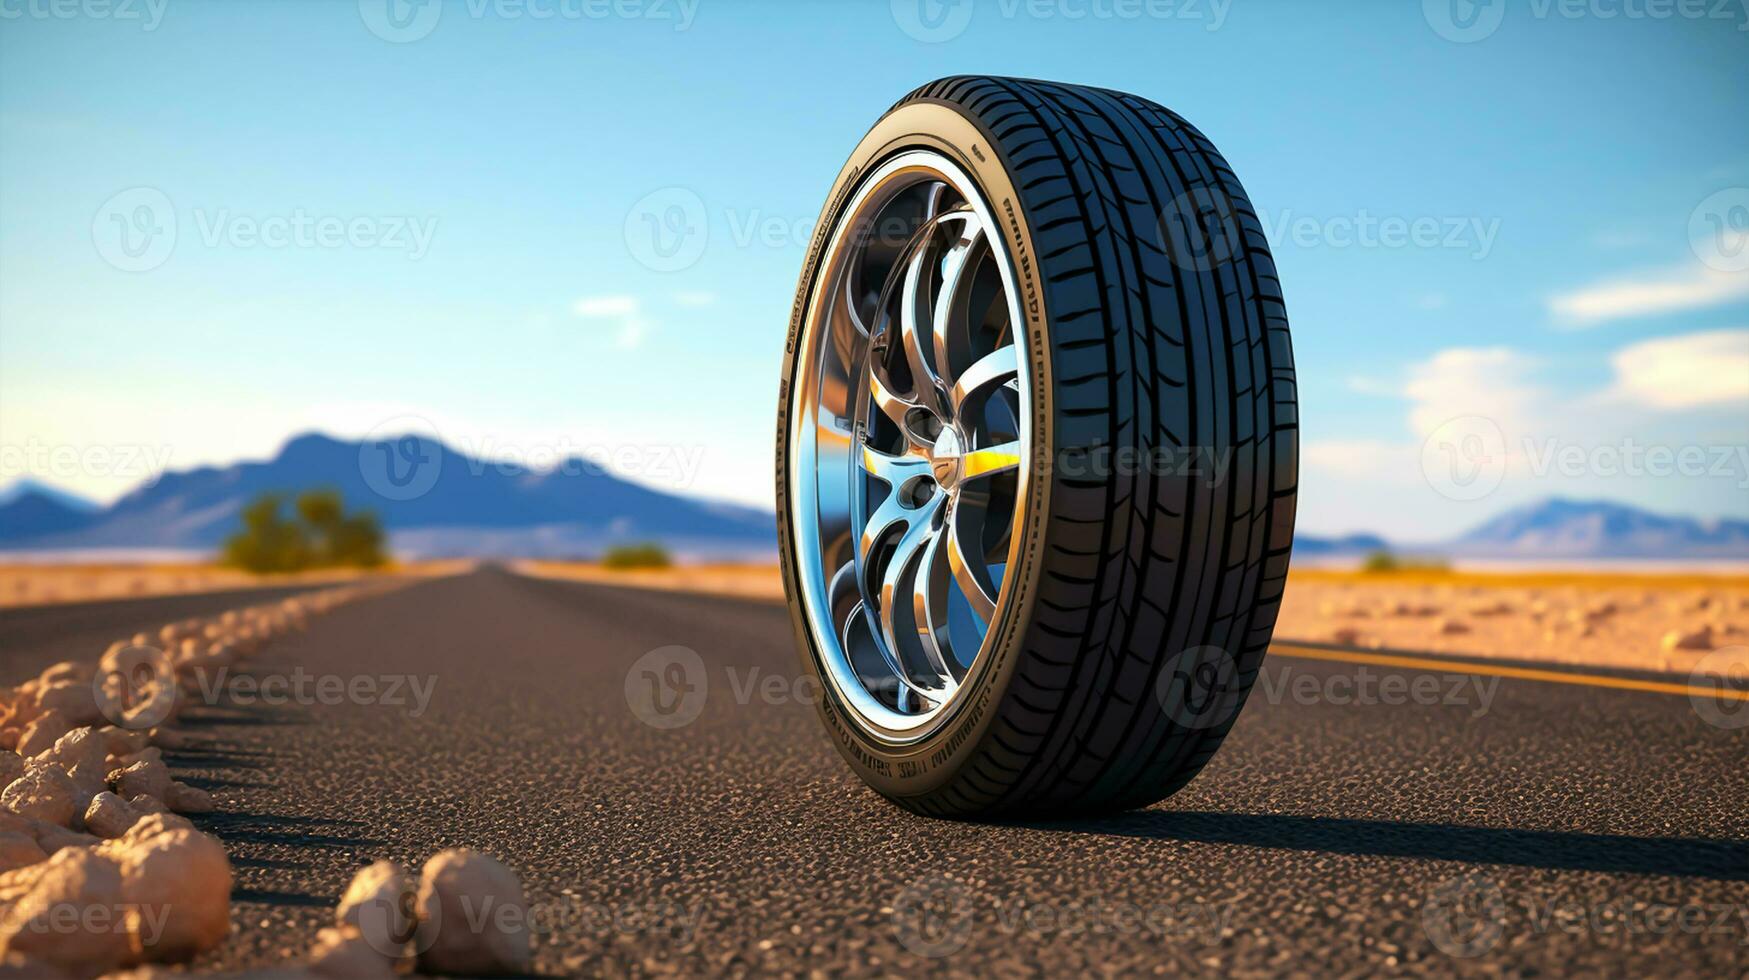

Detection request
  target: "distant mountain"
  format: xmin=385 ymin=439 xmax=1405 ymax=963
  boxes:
xmin=1293 ymin=532 xmax=1390 ymax=556
xmin=0 ymin=478 xmax=99 ymax=513
xmin=1445 ymin=497 xmax=1749 ymax=559
xmin=0 ymin=489 xmax=103 ymax=540
xmin=0 ymin=432 xmax=774 ymax=560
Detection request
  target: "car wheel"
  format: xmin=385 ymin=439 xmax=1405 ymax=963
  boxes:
xmin=776 ymin=75 xmax=1297 ymax=817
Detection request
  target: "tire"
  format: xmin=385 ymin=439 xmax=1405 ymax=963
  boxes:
xmin=775 ymin=75 xmax=1296 ymax=818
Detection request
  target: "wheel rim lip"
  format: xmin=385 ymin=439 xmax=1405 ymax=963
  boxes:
xmin=787 ymin=148 xmax=1034 ymax=743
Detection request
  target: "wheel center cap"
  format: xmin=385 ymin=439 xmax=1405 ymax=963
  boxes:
xmin=930 ymin=428 xmax=963 ymax=489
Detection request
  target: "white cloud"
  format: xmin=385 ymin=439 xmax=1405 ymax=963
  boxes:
xmin=1607 ymin=329 xmax=1749 ymax=409
xmin=571 ymin=295 xmax=651 ymax=349
xmin=1548 ymin=263 xmax=1749 ymax=327
xmin=572 ymin=295 xmax=640 ymax=318
xmin=676 ymin=291 xmax=716 ymax=307
xmin=1401 ymin=347 xmax=1542 ymax=438
xmin=1298 ymin=334 xmax=1749 ymax=539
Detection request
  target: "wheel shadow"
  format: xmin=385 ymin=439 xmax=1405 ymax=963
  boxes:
xmin=1023 ymin=810 xmax=1749 ymax=881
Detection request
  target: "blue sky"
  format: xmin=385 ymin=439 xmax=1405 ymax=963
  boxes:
xmin=1 ymin=0 xmax=1745 ymax=540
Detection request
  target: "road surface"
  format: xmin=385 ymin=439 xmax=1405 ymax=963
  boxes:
xmin=3 ymin=566 xmax=1745 ymax=975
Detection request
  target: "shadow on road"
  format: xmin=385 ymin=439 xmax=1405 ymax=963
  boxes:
xmin=1035 ymin=810 xmax=1749 ymax=881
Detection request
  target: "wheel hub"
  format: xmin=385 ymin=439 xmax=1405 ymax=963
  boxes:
xmin=928 ymin=428 xmax=964 ymax=490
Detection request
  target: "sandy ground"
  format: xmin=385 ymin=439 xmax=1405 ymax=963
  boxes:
xmin=0 ymin=560 xmax=473 ymax=609
xmin=518 ymin=561 xmax=1748 ymax=676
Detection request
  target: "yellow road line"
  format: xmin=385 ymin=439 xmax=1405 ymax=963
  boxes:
xmin=1268 ymin=642 xmax=1749 ymax=703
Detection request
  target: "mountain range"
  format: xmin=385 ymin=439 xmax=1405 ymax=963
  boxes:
xmin=0 ymin=433 xmax=774 ymax=560
xmin=1 ymin=434 xmax=1745 ymax=561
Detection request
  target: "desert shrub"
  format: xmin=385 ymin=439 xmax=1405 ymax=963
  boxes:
xmin=1361 ymin=550 xmax=1451 ymax=574
xmin=601 ymin=543 xmax=672 ymax=570
xmin=222 ymin=489 xmax=386 ymax=573
xmin=1361 ymin=550 xmax=1400 ymax=573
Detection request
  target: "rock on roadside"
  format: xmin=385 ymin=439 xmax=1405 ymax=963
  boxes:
xmin=414 ymin=848 xmax=532 ymax=976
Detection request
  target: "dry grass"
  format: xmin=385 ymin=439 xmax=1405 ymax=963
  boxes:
xmin=1277 ymin=569 xmax=1747 ymax=674
xmin=524 ymin=561 xmax=1747 ymax=676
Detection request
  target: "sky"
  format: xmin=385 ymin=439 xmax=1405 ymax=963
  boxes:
xmin=1 ymin=0 xmax=1746 ymax=541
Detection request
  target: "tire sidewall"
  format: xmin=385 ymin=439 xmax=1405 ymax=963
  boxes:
xmin=776 ymin=99 xmax=1054 ymax=803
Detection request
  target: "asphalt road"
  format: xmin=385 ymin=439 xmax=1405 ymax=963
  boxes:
xmin=3 ymin=566 xmax=1745 ymax=976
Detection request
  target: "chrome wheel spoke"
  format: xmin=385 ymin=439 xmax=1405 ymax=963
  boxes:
xmin=912 ymin=529 xmax=957 ymax=683
xmin=860 ymin=444 xmax=928 ymax=487
xmin=874 ymin=499 xmax=943 ymax=686
xmin=897 ymin=247 xmax=948 ymax=417
xmin=961 ymin=440 xmax=1022 ymax=482
xmin=931 ymin=216 xmax=986 ymax=389
xmin=947 ymin=505 xmax=998 ymax=621
xmin=950 ymin=345 xmax=1018 ymax=415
